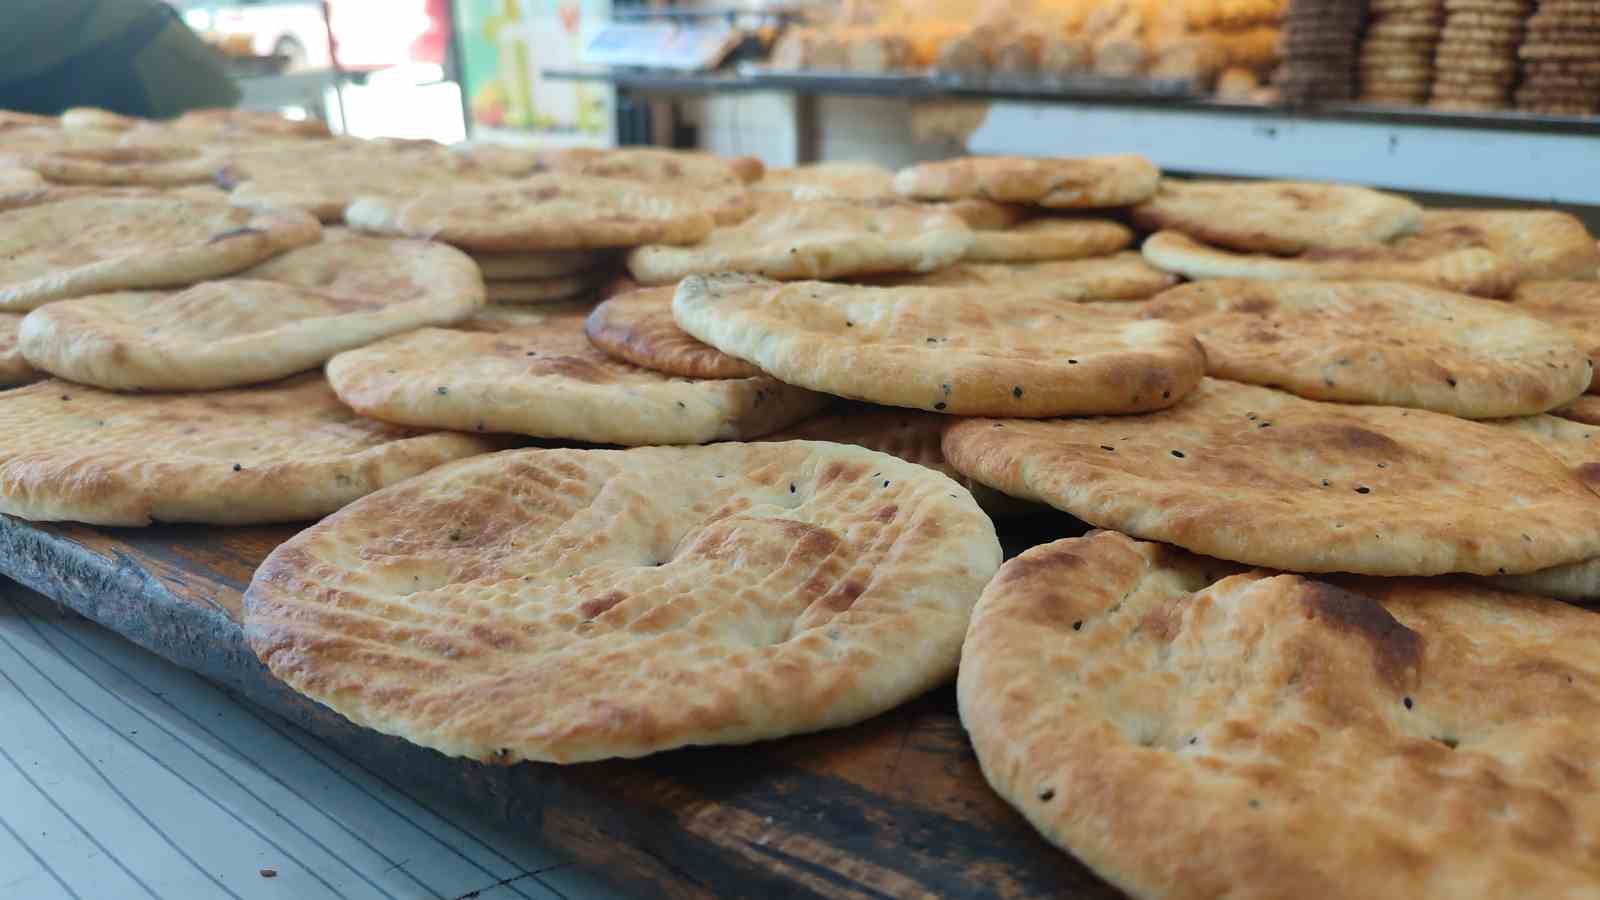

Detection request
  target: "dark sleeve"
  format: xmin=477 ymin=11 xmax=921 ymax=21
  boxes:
xmin=130 ymin=13 xmax=242 ymax=118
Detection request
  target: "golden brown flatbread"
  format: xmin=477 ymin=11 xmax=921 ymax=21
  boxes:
xmin=894 ymin=154 xmax=1160 ymax=208
xmin=875 ymin=252 xmax=1179 ymax=301
xmin=1418 ymin=209 xmax=1600 ymax=281
xmin=1131 ymin=178 xmax=1425 ymax=253
xmin=0 ymin=145 xmax=221 ymax=187
xmin=1141 ymin=230 xmax=1520 ymax=298
xmin=942 ymin=378 xmax=1600 ymax=575
xmin=0 ymin=375 xmax=496 ymax=525
xmin=19 ymin=230 xmax=484 ymax=391
xmin=584 ymin=286 xmax=761 ymax=379
xmin=244 ymin=441 xmax=1001 ymax=762
xmin=1135 ymin=280 xmax=1591 ymax=417
xmin=0 ymin=194 xmax=321 ymax=311
xmin=222 ymin=141 xmax=497 ymax=222
xmin=626 ymin=198 xmax=972 ymax=285
xmin=0 ymin=313 xmax=36 ymax=386
xmin=327 ymin=309 xmax=827 ymax=445
xmin=963 ymin=217 xmax=1133 ymax=262
xmin=345 ymin=174 xmax=721 ymax=253
xmin=961 ymin=530 xmax=1600 ymax=900
xmin=673 ymin=274 xmax=1204 ymax=416
xmin=1510 ymin=281 xmax=1600 ymax=391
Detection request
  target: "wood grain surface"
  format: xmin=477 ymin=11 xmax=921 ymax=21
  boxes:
xmin=0 ymin=511 xmax=1124 ymax=900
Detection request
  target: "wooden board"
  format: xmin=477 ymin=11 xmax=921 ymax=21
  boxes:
xmin=0 ymin=512 xmax=1126 ymax=900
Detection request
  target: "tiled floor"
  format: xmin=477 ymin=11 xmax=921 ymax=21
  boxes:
xmin=0 ymin=582 xmax=627 ymax=900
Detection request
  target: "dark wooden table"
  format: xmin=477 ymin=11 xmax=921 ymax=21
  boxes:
xmin=0 ymin=513 xmax=1123 ymax=899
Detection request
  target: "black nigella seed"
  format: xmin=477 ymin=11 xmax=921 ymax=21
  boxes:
xmin=1446 ymin=377 xmax=1458 ymax=387
xmin=1100 ymin=445 xmax=1115 ymax=452
xmin=846 ymin=321 xmax=854 ymax=327
xmin=1067 ymin=359 xmax=1078 ymax=365
xmin=436 ymin=386 xmax=449 ymax=395
xmin=1321 ymin=479 xmax=1330 ymax=487
xmin=1355 ymin=486 xmax=1371 ymax=494
xmin=882 ymin=480 xmax=891 ymax=488
xmin=934 ymin=402 xmax=947 ymax=410
xmin=60 ymin=394 xmax=70 ymax=401
xmin=1161 ymin=390 xmax=1170 ymax=399
xmin=1403 ymin=696 xmax=1413 ymax=709
xmin=1072 ymin=620 xmax=1082 ymax=631
xmin=1038 ymin=788 xmax=1055 ymax=802
xmin=789 ymin=483 xmax=796 ymax=493
xmin=1013 ymin=386 xmax=1023 ymax=398
xmin=1171 ymin=450 xmax=1185 ymax=458
xmin=232 ymin=463 xmax=242 ymax=472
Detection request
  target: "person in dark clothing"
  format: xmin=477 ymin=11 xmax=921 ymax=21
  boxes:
xmin=0 ymin=0 xmax=240 ymax=119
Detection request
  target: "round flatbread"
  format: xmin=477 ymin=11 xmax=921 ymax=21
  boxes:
xmin=0 ymin=374 xmax=496 ymax=525
xmin=1479 ymin=416 xmax=1600 ymax=599
xmin=1510 ymin=281 xmax=1600 ymax=391
xmin=19 ymin=230 xmax=484 ymax=391
xmin=626 ymin=198 xmax=973 ymax=285
xmin=963 ymin=217 xmax=1133 ymax=263
xmin=327 ymin=309 xmax=827 ymax=445
xmin=244 ymin=441 xmax=1000 ymax=764
xmin=943 ymin=378 xmax=1600 ymax=575
xmin=960 ymin=530 xmax=1600 ymax=900
xmin=471 ymin=250 xmax=607 ymax=281
xmin=223 ymin=141 xmax=497 ymax=222
xmin=877 ymin=252 xmax=1180 ymax=301
xmin=0 ymin=194 xmax=321 ymax=311
xmin=1135 ymin=280 xmax=1590 ymax=417
xmin=763 ymin=404 xmax=1036 ymax=517
xmin=0 ymin=313 xmax=36 ymax=386
xmin=0 ymin=145 xmax=221 ymax=187
xmin=753 ymin=162 xmax=896 ymax=200
xmin=485 ymin=274 xmax=598 ymax=305
xmin=1417 ymin=209 xmax=1600 ymax=281
xmin=345 ymin=174 xmax=721 ymax=253
xmin=1131 ymin=178 xmax=1425 ymax=253
xmin=584 ymin=286 xmax=761 ymax=379
xmin=893 ymin=154 xmax=1160 ymax=209
xmin=1141 ymin=230 xmax=1519 ymax=297
xmin=672 ymin=273 xmax=1204 ymax=417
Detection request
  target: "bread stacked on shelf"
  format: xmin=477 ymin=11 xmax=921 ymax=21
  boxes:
xmin=1515 ymin=0 xmax=1600 ymax=116
xmin=1358 ymin=0 xmax=1444 ymax=105
xmin=770 ymin=0 xmax=1286 ymax=96
xmin=1428 ymin=0 xmax=1533 ymax=111
xmin=6 ymin=105 xmax=1600 ymax=896
xmin=1279 ymin=0 xmax=1368 ymax=103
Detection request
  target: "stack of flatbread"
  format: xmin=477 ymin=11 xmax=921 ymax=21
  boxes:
xmin=5 ymin=109 xmax=1600 ymax=897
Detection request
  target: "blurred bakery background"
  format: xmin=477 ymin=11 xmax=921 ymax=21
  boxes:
xmin=156 ymin=0 xmax=1596 ymax=211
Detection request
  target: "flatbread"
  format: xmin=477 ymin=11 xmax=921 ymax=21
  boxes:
xmin=893 ymin=154 xmax=1160 ymax=208
xmin=1554 ymin=393 xmax=1600 ymax=425
xmin=1135 ymin=280 xmax=1591 ymax=418
xmin=1130 ymin=179 xmax=1425 ymax=253
xmin=472 ymin=250 xmax=608 ymax=281
xmin=672 ymin=274 xmax=1204 ymax=417
xmin=942 ymin=378 xmax=1600 ymax=575
xmin=584 ymin=286 xmax=762 ymax=379
xmin=1479 ymin=417 xmax=1600 ymax=601
xmin=0 ymin=313 xmax=36 ymax=386
xmin=1510 ymin=281 xmax=1600 ymax=391
xmin=960 ymin=530 xmax=1600 ymax=900
xmin=1141 ymin=230 xmax=1519 ymax=297
xmin=224 ymin=142 xmax=497 ymax=222
xmin=0 ymin=374 xmax=496 ymax=525
xmin=753 ymin=162 xmax=896 ymax=200
xmin=763 ymin=404 xmax=1037 ymax=516
xmin=344 ymin=174 xmax=720 ymax=253
xmin=963 ymin=217 xmax=1133 ymax=262
xmin=19 ymin=230 xmax=484 ymax=390
xmin=0 ymin=145 xmax=220 ymax=187
xmin=625 ymin=198 xmax=973 ymax=285
xmin=327 ymin=310 xmax=827 ymax=445
xmin=876 ymin=252 xmax=1179 ymax=301
xmin=0 ymin=194 xmax=321 ymax=311
xmin=932 ymin=199 xmax=1029 ymax=231
xmin=1411 ymin=210 xmax=1600 ymax=281
xmin=170 ymin=108 xmax=332 ymax=139
xmin=536 ymin=146 xmax=764 ymax=186
xmin=485 ymin=275 xmax=598 ymax=305
xmin=244 ymin=441 xmax=1001 ymax=763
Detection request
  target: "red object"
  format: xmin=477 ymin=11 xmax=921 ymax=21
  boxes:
xmin=411 ymin=0 xmax=451 ymax=66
